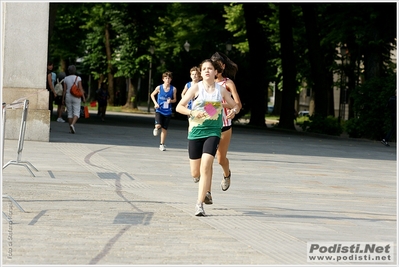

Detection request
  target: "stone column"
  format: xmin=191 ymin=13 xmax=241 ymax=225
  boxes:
xmin=2 ymin=2 xmax=50 ymax=142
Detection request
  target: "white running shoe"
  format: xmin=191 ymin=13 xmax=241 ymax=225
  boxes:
xmin=70 ymin=124 xmax=75 ymax=134
xmin=57 ymin=118 xmax=65 ymax=123
xmin=159 ymin=144 xmax=166 ymax=151
xmin=153 ymin=128 xmax=160 ymax=136
xmin=195 ymin=203 xmax=205 ymax=216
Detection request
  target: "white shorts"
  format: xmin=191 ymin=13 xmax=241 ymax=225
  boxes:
xmin=65 ymin=93 xmax=81 ymax=118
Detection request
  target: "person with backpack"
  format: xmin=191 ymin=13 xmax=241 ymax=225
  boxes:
xmin=381 ymin=90 xmax=397 ymax=146
xmin=54 ymin=72 xmax=66 ymax=122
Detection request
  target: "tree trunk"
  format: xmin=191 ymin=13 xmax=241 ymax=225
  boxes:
xmin=104 ymin=23 xmax=114 ymax=106
xmin=301 ymin=3 xmax=329 ymax=118
xmin=272 ymin=74 xmax=282 ymax=116
xmin=242 ymin=3 xmax=268 ymax=127
xmin=124 ymin=78 xmax=139 ymax=109
xmin=278 ymin=3 xmax=296 ymax=130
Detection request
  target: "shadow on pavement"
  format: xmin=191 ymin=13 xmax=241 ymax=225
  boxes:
xmin=49 ymin=111 xmax=396 ymax=162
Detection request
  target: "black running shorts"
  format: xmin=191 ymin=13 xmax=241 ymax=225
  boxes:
xmin=188 ymin=136 xmax=220 ymax=159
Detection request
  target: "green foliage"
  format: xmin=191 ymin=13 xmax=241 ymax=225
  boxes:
xmin=50 ymin=3 xmax=91 ymax=64
xmin=349 ymin=73 xmax=396 ymax=139
xmin=301 ymin=114 xmax=343 ymax=136
xmin=295 ymin=115 xmax=310 ymax=125
xmin=49 ymin=2 xmax=397 ymax=118
xmin=224 ymin=4 xmax=248 ymax=53
xmin=344 ymin=118 xmax=364 ymax=138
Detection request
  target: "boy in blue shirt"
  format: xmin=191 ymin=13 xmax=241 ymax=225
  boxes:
xmin=181 ymin=66 xmax=201 ymax=110
xmin=150 ymin=71 xmax=177 ymax=151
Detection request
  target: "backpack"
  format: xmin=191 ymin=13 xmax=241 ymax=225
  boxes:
xmin=54 ymin=78 xmax=64 ymax=96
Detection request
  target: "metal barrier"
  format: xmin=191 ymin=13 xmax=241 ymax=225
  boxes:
xmin=2 ymin=99 xmax=38 ymax=176
xmin=2 ymin=102 xmax=26 ymax=221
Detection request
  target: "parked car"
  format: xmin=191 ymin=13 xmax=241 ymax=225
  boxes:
xmin=298 ymin=110 xmax=310 ymax=117
xmin=268 ymin=105 xmax=274 ymax=114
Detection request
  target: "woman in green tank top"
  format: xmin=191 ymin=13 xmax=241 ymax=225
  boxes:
xmin=176 ymin=59 xmax=239 ymax=216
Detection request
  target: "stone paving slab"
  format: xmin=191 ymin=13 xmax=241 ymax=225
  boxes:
xmin=1 ymin=111 xmax=397 ymax=265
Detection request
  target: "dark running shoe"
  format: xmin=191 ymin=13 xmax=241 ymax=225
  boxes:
xmin=381 ymin=139 xmax=390 ymax=147
xmin=204 ymin=191 xmax=213 ymax=205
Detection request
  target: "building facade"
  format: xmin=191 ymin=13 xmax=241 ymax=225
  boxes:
xmin=2 ymin=2 xmax=50 ymax=141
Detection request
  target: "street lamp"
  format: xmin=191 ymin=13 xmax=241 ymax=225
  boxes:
xmin=147 ymin=46 xmax=155 ymax=113
xmin=225 ymin=39 xmax=232 ymax=53
xmin=184 ymin=40 xmax=190 ymax=52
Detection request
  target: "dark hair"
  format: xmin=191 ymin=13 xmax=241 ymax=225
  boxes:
xmin=58 ymin=72 xmax=66 ymax=80
xmin=210 ymin=52 xmax=238 ymax=79
xmin=199 ymin=59 xmax=219 ymax=71
xmin=189 ymin=66 xmax=200 ymax=74
xmin=162 ymin=71 xmax=173 ymax=79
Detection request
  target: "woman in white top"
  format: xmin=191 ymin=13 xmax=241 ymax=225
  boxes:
xmin=62 ymin=65 xmax=85 ymax=134
xmin=211 ymin=52 xmax=242 ymax=193
xmin=176 ymin=59 xmax=239 ymax=216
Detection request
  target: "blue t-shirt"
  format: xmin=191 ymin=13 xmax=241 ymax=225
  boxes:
xmin=156 ymin=84 xmax=174 ymax=116
xmin=51 ymin=72 xmax=57 ymax=86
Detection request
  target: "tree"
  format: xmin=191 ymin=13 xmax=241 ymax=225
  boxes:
xmin=277 ymin=3 xmax=297 ymax=130
xmin=48 ymin=2 xmax=396 ymax=137
xmin=115 ymin=3 xmax=168 ymax=109
xmin=301 ymin=3 xmax=330 ymax=118
xmin=81 ymin=3 xmax=120 ymax=105
xmin=49 ymin=3 xmax=90 ymax=72
xmin=242 ymin=3 xmax=270 ymax=127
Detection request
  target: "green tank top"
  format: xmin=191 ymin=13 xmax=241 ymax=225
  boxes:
xmin=188 ymin=81 xmax=223 ymax=140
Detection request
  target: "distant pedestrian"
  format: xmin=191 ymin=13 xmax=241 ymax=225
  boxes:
xmin=381 ymin=90 xmax=397 ymax=146
xmin=97 ymin=82 xmax=110 ymax=122
xmin=55 ymin=72 xmax=66 ymax=123
xmin=63 ymin=65 xmax=85 ymax=134
xmin=115 ymin=90 xmax=121 ymax=106
xmin=46 ymin=61 xmax=57 ymax=117
xmin=150 ymin=71 xmax=177 ymax=151
xmin=181 ymin=66 xmax=201 ymax=110
xmin=176 ymin=59 xmax=239 ymax=216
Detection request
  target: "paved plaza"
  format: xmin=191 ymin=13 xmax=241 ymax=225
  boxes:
xmin=2 ymin=110 xmax=397 ymax=266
